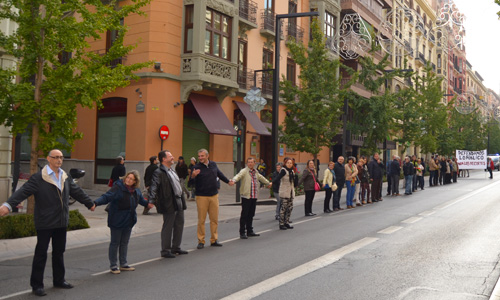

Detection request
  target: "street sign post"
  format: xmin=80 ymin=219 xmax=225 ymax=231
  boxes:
xmin=159 ymin=125 xmax=169 ymax=150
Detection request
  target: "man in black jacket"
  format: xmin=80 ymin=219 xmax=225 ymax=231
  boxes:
xmin=0 ymin=149 xmax=95 ymax=297
xmin=191 ymin=149 xmax=233 ymax=249
xmin=175 ymin=156 xmax=190 ymax=198
xmin=368 ymin=153 xmax=384 ymax=203
xmin=142 ymin=155 xmax=158 ymax=215
xmin=149 ymin=150 xmax=187 ymax=258
xmin=333 ymin=156 xmax=345 ymax=211
xmin=390 ymin=156 xmax=401 ymax=196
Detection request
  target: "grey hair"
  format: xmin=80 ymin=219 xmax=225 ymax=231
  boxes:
xmin=197 ymin=149 xmax=209 ymax=155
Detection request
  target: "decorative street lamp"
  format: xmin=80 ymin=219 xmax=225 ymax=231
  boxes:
xmin=244 ymin=87 xmax=267 ymax=113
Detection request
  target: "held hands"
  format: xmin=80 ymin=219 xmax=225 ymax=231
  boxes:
xmin=0 ymin=205 xmax=9 ymax=217
xmin=90 ymin=204 xmax=96 ymax=212
xmin=266 ymin=183 xmax=272 ymax=189
xmin=228 ymin=180 xmax=235 ymax=186
xmin=147 ymin=203 xmax=154 ymax=209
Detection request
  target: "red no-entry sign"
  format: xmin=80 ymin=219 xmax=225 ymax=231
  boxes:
xmin=159 ymin=125 xmax=169 ymax=140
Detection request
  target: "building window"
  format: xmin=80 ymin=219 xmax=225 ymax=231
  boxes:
xmin=106 ymin=18 xmax=124 ymax=67
xmin=184 ymin=5 xmax=194 ymax=53
xmin=205 ymin=8 xmax=232 ymax=60
xmin=324 ymin=11 xmax=337 ymax=39
xmin=265 ymin=0 xmax=274 ymax=12
xmin=286 ymin=58 xmax=296 ymax=86
xmin=238 ymin=40 xmax=248 ymax=89
xmin=262 ymin=49 xmax=273 ymax=94
xmin=437 ymin=54 xmax=441 ymax=68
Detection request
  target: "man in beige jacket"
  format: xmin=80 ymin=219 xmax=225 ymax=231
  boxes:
xmin=232 ymin=157 xmax=271 ymax=239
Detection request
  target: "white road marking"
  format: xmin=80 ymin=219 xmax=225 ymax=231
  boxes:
xmin=378 ymin=226 xmax=403 ymax=234
xmin=220 ymin=237 xmax=378 ymax=300
xmin=0 ymin=289 xmax=31 ymax=300
xmin=418 ymin=210 xmax=436 ymax=216
xmin=433 ymin=180 xmax=500 ymax=211
xmin=293 ymin=216 xmax=321 ymax=225
xmin=402 ymin=217 xmax=423 ymax=224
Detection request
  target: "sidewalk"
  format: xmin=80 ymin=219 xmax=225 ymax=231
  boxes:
xmin=0 ymin=187 xmax=303 ymax=262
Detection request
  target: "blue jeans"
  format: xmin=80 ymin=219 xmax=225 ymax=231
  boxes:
xmin=109 ymin=227 xmax=132 ymax=268
xmin=275 ymin=194 xmax=281 ymax=218
xmin=405 ymin=175 xmax=413 ymax=194
xmin=346 ymin=181 xmax=356 ymax=207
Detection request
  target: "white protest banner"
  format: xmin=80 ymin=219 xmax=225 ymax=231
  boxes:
xmin=455 ymin=149 xmax=487 ymax=169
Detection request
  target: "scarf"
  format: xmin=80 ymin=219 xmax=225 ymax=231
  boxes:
xmin=349 ymin=164 xmax=356 ymax=185
xmin=284 ymin=166 xmax=295 ymax=184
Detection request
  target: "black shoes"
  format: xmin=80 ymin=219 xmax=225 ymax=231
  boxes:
xmin=197 ymin=243 xmax=204 ymax=249
xmin=32 ymin=288 xmax=46 ymax=297
xmin=53 ymin=281 xmax=73 ymax=289
xmin=305 ymin=213 xmax=316 ymax=216
xmin=172 ymin=249 xmax=188 ymax=255
xmin=161 ymin=252 xmax=176 ymax=258
xmin=285 ymin=224 xmax=294 ymax=229
xmin=240 ymin=234 xmax=248 ymax=239
xmin=247 ymin=232 xmax=260 ymax=237
xmin=324 ymin=209 xmax=333 ymax=213
xmin=279 ymin=225 xmax=287 ymax=230
xmin=210 ymin=240 xmax=223 ymax=247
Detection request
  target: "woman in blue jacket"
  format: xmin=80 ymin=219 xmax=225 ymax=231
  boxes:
xmin=94 ymin=170 xmax=152 ymax=274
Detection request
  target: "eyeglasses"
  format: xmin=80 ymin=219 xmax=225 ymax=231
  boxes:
xmin=49 ymin=156 xmax=64 ymax=160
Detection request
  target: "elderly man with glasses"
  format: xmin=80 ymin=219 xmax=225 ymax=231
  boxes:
xmin=0 ymin=149 xmax=95 ymax=297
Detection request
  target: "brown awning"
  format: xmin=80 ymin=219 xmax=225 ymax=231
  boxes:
xmin=189 ymin=94 xmax=237 ymax=136
xmin=234 ymin=101 xmax=271 ymax=136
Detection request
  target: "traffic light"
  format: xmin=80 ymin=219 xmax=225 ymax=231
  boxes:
xmin=236 ymin=128 xmax=243 ymax=144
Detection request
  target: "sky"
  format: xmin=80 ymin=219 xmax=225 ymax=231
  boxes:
xmin=452 ymin=0 xmax=500 ymax=94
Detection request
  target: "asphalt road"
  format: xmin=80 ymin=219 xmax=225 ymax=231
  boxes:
xmin=2 ymin=171 xmax=500 ymax=300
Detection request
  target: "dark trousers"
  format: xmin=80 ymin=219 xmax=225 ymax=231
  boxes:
xmin=452 ymin=172 xmax=458 ymax=182
xmin=412 ymin=173 xmax=418 ymax=191
xmin=304 ymin=190 xmax=316 ymax=215
xmin=391 ymin=174 xmax=400 ymax=194
xmin=333 ymin=185 xmax=344 ymax=209
xmin=361 ymin=182 xmax=370 ymax=202
xmin=417 ymin=175 xmax=424 ymax=189
xmin=386 ymin=174 xmax=392 ymax=195
xmin=324 ymin=188 xmax=333 ymax=211
xmin=161 ymin=210 xmax=185 ymax=255
xmin=371 ymin=178 xmax=381 ymax=201
xmin=488 ymin=168 xmax=493 ymax=179
xmin=429 ymin=170 xmax=435 ymax=186
xmin=240 ymin=198 xmax=257 ymax=234
xmin=439 ymin=170 xmax=445 ymax=185
xmin=433 ymin=171 xmax=439 ymax=186
xmin=31 ymin=227 xmax=67 ymax=289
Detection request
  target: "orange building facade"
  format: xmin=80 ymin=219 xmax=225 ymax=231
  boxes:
xmin=61 ymin=0 xmax=335 ymax=190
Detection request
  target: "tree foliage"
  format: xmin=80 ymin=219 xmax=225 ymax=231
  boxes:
xmin=0 ymin=0 xmax=151 ymax=213
xmin=348 ymin=50 xmax=403 ymax=153
xmin=412 ymin=66 xmax=448 ymax=154
xmin=279 ymin=19 xmax=352 ymax=161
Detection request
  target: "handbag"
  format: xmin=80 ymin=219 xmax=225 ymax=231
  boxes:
xmin=331 ymin=182 xmax=338 ymax=191
xmin=311 ymin=171 xmax=320 ymax=191
xmin=108 ymin=179 xmax=113 ymax=187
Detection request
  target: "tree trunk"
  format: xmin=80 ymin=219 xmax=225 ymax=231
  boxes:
xmin=27 ymin=6 xmax=45 ymax=215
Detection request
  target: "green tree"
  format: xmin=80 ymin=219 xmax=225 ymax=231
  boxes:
xmin=496 ymin=0 xmax=500 ymax=18
xmin=439 ymin=108 xmax=487 ymax=155
xmin=413 ymin=67 xmax=448 ymax=154
xmin=348 ymin=51 xmax=405 ymax=154
xmin=0 ymin=0 xmax=150 ymax=213
xmin=279 ymin=19 xmax=352 ymax=162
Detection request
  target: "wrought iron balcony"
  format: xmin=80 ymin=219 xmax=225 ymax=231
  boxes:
xmin=237 ymin=66 xmax=253 ymax=90
xmin=239 ymin=0 xmax=257 ymax=25
xmin=417 ymin=52 xmax=426 ymax=65
xmin=287 ymin=23 xmax=304 ymax=43
xmin=261 ymin=9 xmax=275 ymax=32
xmin=261 ymin=73 xmax=273 ymax=95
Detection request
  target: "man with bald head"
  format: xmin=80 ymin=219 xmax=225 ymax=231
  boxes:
xmin=0 ymin=149 xmax=95 ymax=297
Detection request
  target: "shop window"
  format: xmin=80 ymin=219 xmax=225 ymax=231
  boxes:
xmin=95 ymin=97 xmax=127 ymax=184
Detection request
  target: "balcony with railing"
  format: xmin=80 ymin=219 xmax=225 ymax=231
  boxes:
xmin=261 ymin=73 xmax=273 ymax=95
xmin=340 ymin=0 xmax=391 ymax=38
xmin=416 ymin=52 xmax=426 ymax=65
xmin=260 ymin=9 xmax=275 ymax=38
xmin=237 ymin=66 xmax=253 ymax=90
xmin=239 ymin=0 xmax=258 ymax=27
xmin=286 ymin=22 xmax=304 ymax=43
xmin=432 ymin=63 xmax=436 ymax=72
